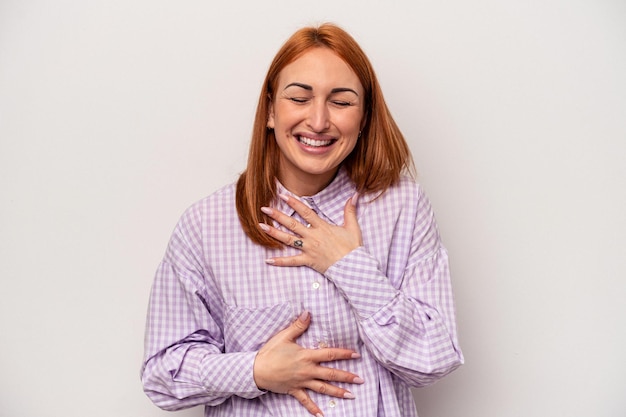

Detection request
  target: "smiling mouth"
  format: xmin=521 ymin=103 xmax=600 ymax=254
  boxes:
xmin=297 ymin=136 xmax=335 ymax=147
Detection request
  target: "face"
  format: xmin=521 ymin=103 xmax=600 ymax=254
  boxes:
xmin=268 ymin=47 xmax=365 ymax=196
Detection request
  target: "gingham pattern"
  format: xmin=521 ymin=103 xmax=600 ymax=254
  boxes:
xmin=141 ymin=169 xmax=463 ymax=416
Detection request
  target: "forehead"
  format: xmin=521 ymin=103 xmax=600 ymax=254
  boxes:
xmin=277 ymin=47 xmax=363 ymax=93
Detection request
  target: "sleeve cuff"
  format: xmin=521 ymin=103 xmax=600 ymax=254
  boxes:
xmin=324 ymin=247 xmax=399 ymax=319
xmin=198 ymin=350 xmax=266 ymax=400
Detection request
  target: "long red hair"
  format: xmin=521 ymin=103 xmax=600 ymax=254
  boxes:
xmin=236 ymin=23 xmax=414 ymax=248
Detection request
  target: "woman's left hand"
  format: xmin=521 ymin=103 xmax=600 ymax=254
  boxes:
xmin=259 ymin=193 xmax=362 ymax=274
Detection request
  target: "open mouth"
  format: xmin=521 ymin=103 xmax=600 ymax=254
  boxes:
xmin=297 ymin=135 xmax=335 ymax=147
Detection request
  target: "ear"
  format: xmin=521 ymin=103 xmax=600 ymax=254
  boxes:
xmin=359 ymin=111 xmax=368 ymax=132
xmin=267 ymin=96 xmax=275 ymax=129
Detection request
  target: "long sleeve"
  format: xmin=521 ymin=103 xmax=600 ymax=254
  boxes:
xmin=323 ymin=183 xmax=463 ymax=387
xmin=140 ymin=212 xmax=265 ymax=411
xmin=141 ymin=173 xmax=461 ymax=417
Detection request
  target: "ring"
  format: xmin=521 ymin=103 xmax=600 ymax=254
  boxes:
xmin=293 ymin=239 xmax=303 ymax=248
xmin=306 ymin=223 xmax=311 ymax=228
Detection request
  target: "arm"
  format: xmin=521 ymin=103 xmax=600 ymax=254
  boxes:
xmin=141 ymin=223 xmax=266 ymax=410
xmin=259 ymin=187 xmax=463 ymax=387
xmin=325 ymin=185 xmax=462 ymax=386
xmin=324 ymin=242 xmax=462 ymax=386
xmin=141 ymin=209 xmax=364 ymax=415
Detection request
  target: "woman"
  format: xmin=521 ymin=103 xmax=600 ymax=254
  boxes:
xmin=141 ymin=23 xmax=463 ymax=417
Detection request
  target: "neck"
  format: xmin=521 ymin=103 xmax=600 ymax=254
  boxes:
xmin=278 ymin=169 xmax=338 ymax=197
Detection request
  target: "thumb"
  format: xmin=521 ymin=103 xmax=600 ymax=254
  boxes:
xmin=343 ymin=192 xmax=360 ymax=230
xmin=284 ymin=310 xmax=311 ymax=341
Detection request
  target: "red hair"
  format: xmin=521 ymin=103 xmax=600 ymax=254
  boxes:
xmin=236 ymin=23 xmax=414 ymax=248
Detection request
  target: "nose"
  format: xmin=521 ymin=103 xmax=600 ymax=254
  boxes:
xmin=306 ymin=99 xmax=330 ymax=132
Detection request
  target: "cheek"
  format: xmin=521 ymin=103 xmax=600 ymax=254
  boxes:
xmin=339 ymin=118 xmax=363 ymax=137
xmin=338 ymin=109 xmax=364 ymax=131
xmin=273 ymin=103 xmax=302 ymax=126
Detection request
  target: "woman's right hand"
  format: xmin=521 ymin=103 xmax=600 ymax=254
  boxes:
xmin=253 ymin=311 xmax=364 ymax=417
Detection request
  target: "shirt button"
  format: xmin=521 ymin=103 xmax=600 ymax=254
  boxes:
xmin=318 ymin=341 xmax=328 ymax=349
xmin=312 ymin=281 xmax=320 ymax=290
xmin=328 ymin=400 xmax=336 ymax=408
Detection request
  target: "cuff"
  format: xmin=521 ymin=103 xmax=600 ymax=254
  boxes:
xmin=324 ymin=246 xmax=398 ymax=319
xmin=199 ymin=350 xmax=267 ymax=399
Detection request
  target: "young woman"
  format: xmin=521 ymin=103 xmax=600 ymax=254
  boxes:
xmin=141 ymin=23 xmax=463 ymax=417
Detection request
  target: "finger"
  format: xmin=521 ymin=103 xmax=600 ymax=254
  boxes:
xmin=288 ymin=389 xmax=324 ymax=417
xmin=279 ymin=194 xmax=321 ymax=228
xmin=342 ymin=193 xmax=359 ymax=230
xmin=303 ymin=380 xmax=357 ymax=400
xmin=311 ymin=365 xmax=364 ymax=386
xmin=309 ymin=347 xmax=362 ymax=363
xmin=260 ymin=206 xmax=308 ymax=234
xmin=281 ymin=310 xmax=311 ymax=342
xmin=258 ymin=222 xmax=304 ymax=248
xmin=265 ymin=254 xmax=309 ymax=268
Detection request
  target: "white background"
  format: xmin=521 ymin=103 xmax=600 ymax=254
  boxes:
xmin=1 ymin=1 xmax=625 ymax=416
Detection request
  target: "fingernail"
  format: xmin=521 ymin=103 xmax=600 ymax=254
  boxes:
xmin=351 ymin=352 xmax=361 ymax=359
xmin=278 ymin=194 xmax=290 ymax=202
xmin=260 ymin=206 xmax=273 ymax=215
xmin=344 ymin=392 xmax=356 ymax=399
xmin=258 ymin=223 xmax=270 ymax=232
xmin=298 ymin=310 xmax=310 ymax=322
xmin=353 ymin=377 xmax=365 ymax=384
xmin=350 ymin=192 xmax=359 ymax=206
xmin=316 ymin=414 xmax=324 ymax=417
xmin=264 ymin=258 xmax=275 ymax=265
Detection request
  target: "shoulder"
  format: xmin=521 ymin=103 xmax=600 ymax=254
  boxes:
xmin=185 ymin=182 xmax=236 ymax=213
xmin=366 ymin=174 xmax=424 ymax=206
xmin=396 ymin=174 xmax=422 ymax=196
xmin=175 ymin=182 xmax=238 ymax=234
xmin=362 ymin=175 xmax=436 ymax=230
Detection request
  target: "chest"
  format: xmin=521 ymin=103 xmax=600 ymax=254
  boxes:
xmin=212 ymin=238 xmax=354 ymax=349
xmin=201 ymin=199 xmax=410 ymax=353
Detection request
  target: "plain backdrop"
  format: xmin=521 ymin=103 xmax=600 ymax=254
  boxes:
xmin=1 ymin=1 xmax=625 ymax=416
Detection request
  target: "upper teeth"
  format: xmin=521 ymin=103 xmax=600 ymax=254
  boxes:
xmin=299 ymin=136 xmax=332 ymax=147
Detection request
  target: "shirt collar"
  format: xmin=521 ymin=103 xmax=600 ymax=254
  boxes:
xmin=274 ymin=168 xmax=357 ymax=226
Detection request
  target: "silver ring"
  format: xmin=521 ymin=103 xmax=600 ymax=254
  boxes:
xmin=293 ymin=239 xmax=303 ymax=248
xmin=306 ymin=223 xmax=311 ymax=228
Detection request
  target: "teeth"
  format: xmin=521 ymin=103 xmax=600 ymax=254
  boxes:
xmin=298 ymin=136 xmax=333 ymax=147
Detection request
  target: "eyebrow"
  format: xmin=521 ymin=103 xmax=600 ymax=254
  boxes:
xmin=284 ymin=82 xmax=359 ymax=96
